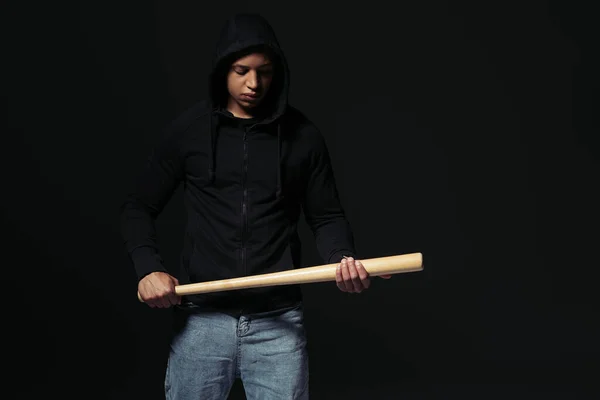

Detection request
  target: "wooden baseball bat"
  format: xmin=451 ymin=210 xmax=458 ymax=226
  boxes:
xmin=138 ymin=252 xmax=423 ymax=302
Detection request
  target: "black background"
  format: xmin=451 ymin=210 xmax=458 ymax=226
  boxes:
xmin=3 ymin=1 xmax=599 ymax=399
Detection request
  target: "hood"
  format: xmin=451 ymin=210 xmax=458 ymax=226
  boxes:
xmin=206 ymin=13 xmax=290 ymax=198
xmin=208 ymin=13 xmax=290 ymax=123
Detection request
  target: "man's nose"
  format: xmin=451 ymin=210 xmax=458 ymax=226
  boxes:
xmin=246 ymin=71 xmax=258 ymax=89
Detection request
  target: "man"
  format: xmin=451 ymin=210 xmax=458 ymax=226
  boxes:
xmin=120 ymin=12 xmax=390 ymax=399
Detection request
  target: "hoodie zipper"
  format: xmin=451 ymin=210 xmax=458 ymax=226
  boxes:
xmin=241 ymin=127 xmax=249 ymax=276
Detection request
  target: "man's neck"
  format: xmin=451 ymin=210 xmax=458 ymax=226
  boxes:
xmin=226 ymin=100 xmax=254 ymax=119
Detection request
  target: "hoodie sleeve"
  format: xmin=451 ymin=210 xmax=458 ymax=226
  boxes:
xmin=119 ymin=120 xmax=186 ymax=281
xmin=301 ymin=128 xmax=358 ymax=264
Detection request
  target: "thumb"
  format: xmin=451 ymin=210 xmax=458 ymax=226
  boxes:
xmin=172 ymin=278 xmax=181 ymax=304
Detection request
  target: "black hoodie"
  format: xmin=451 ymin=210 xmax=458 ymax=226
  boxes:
xmin=120 ymin=13 xmax=357 ymax=313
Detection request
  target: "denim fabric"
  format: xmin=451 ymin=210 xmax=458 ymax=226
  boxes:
xmin=165 ymin=302 xmax=309 ymax=399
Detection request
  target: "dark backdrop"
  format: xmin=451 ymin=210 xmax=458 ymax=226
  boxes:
xmin=3 ymin=1 xmax=598 ymax=399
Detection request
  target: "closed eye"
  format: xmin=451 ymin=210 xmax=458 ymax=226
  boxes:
xmin=232 ymin=64 xmax=273 ymax=76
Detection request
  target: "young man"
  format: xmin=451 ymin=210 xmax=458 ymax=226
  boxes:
xmin=120 ymin=13 xmax=389 ymax=399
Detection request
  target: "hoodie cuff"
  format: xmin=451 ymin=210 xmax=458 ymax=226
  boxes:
xmin=329 ymin=250 xmax=358 ymax=264
xmin=130 ymin=246 xmax=168 ymax=281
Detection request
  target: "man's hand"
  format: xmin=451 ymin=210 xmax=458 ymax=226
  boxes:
xmin=138 ymin=271 xmax=181 ymax=308
xmin=335 ymin=256 xmax=391 ymax=293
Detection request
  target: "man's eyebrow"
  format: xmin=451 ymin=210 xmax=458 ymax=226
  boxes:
xmin=232 ymin=62 xmax=273 ymax=69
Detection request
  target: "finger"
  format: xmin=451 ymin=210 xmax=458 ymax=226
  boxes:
xmin=168 ymin=292 xmax=180 ymax=306
xmin=144 ymin=292 xmax=162 ymax=308
xmin=138 ymin=287 xmax=157 ymax=308
xmin=379 ymin=274 xmax=392 ymax=279
xmin=355 ymin=260 xmax=370 ymax=290
xmin=144 ymin=283 xmax=171 ymax=308
xmin=170 ymin=290 xmax=181 ymax=306
xmin=166 ymin=283 xmax=179 ymax=306
xmin=159 ymin=292 xmax=172 ymax=308
xmin=153 ymin=285 xmax=172 ymax=308
xmin=164 ymin=289 xmax=179 ymax=308
xmin=142 ymin=286 xmax=168 ymax=308
xmin=145 ymin=295 xmax=160 ymax=308
xmin=150 ymin=299 xmax=161 ymax=309
xmin=346 ymin=258 xmax=363 ymax=293
xmin=336 ymin=263 xmax=346 ymax=292
xmin=340 ymin=259 xmax=353 ymax=292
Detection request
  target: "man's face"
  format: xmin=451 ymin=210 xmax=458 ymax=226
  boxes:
xmin=226 ymin=52 xmax=274 ymax=118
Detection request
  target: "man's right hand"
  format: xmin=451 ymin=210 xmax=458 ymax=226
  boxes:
xmin=138 ymin=271 xmax=181 ymax=308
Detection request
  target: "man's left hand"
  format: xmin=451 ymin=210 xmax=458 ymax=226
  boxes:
xmin=336 ymin=257 xmax=391 ymax=293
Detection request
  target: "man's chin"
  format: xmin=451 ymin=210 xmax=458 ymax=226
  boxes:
xmin=240 ymin=98 xmax=262 ymax=108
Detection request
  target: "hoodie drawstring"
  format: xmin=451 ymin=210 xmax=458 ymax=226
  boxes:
xmin=208 ymin=109 xmax=219 ymax=185
xmin=275 ymin=122 xmax=282 ymax=199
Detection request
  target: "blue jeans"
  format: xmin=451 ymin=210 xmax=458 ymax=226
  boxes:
xmin=165 ymin=302 xmax=309 ymax=399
